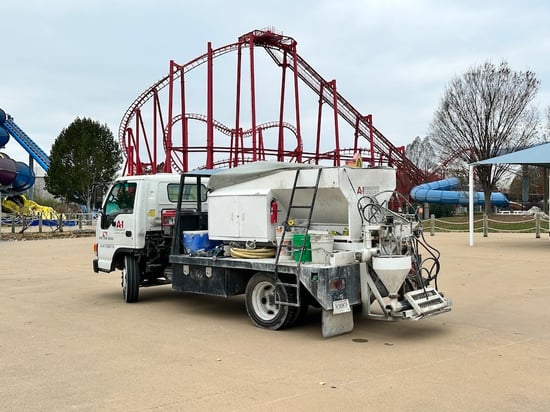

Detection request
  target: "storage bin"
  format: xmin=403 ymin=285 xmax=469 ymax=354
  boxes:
xmin=310 ymin=234 xmax=334 ymax=264
xmin=293 ymin=233 xmax=311 ymax=262
xmin=182 ymin=230 xmax=221 ymax=253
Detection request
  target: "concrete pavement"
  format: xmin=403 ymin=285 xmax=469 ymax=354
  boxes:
xmin=1 ymin=233 xmax=549 ymax=411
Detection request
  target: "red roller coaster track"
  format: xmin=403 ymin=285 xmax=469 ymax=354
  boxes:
xmin=119 ymin=27 xmax=430 ymax=194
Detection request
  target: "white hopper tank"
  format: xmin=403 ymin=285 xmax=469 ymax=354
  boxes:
xmin=206 ymin=162 xmax=396 ymax=243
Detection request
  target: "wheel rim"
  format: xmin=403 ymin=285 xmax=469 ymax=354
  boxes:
xmin=251 ymin=280 xmax=280 ymax=321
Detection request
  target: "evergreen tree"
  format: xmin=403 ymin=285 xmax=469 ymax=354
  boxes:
xmin=45 ymin=118 xmax=122 ymax=210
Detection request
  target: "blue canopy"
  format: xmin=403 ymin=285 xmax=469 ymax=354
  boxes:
xmin=468 ymin=142 xmax=550 ymax=246
xmin=473 ymin=143 xmax=550 ymax=168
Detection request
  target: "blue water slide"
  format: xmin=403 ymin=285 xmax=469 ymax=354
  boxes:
xmin=410 ymin=178 xmax=509 ymax=207
xmin=0 ymin=108 xmax=50 ymax=171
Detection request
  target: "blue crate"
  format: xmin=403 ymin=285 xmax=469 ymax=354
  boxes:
xmin=182 ymin=230 xmax=221 ymax=253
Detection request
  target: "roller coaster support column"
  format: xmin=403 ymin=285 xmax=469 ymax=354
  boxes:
xmin=233 ymin=43 xmax=243 ymax=167
xmin=329 ymin=80 xmax=341 ymax=166
xmin=181 ymin=76 xmax=188 ymax=172
xmin=277 ymin=53 xmax=287 ymax=161
xmin=367 ymin=114 xmax=374 ymax=167
xmin=166 ymin=61 xmax=176 ymax=173
xmin=207 ymin=42 xmax=214 ymax=169
xmin=127 ymin=147 xmax=134 ymax=176
xmin=291 ymin=43 xmax=302 ymax=163
xmin=247 ymin=36 xmax=258 ymax=161
xmin=315 ymin=83 xmax=324 ymax=164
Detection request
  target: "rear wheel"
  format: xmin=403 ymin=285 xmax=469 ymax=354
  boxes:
xmin=289 ymin=287 xmax=309 ymax=325
xmin=122 ymin=255 xmax=140 ymax=303
xmin=245 ymin=272 xmax=298 ymax=330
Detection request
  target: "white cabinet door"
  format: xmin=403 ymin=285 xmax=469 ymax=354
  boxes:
xmin=208 ymin=195 xmax=240 ymax=238
xmin=208 ymin=194 xmax=270 ymax=241
xmin=237 ymin=195 xmax=269 ymax=240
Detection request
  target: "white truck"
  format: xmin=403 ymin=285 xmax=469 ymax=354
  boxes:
xmin=93 ymin=162 xmax=451 ymax=337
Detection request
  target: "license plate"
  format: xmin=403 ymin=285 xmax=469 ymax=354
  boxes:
xmin=333 ymin=298 xmax=351 ymax=314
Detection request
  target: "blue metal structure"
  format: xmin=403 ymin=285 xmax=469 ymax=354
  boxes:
xmin=0 ymin=108 xmax=50 ymax=171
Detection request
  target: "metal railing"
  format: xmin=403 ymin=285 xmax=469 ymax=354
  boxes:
xmin=1 ymin=212 xmax=97 ymax=236
xmin=424 ymin=213 xmax=550 ymax=238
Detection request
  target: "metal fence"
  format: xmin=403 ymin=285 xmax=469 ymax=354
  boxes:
xmin=0 ymin=213 xmax=97 ymax=235
xmin=3 ymin=211 xmax=549 ymax=239
xmin=424 ymin=213 xmax=550 ymax=238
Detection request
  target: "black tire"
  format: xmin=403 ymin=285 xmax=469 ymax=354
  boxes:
xmin=245 ymin=272 xmax=298 ymax=330
xmin=122 ymin=255 xmax=140 ymax=303
xmin=289 ymin=288 xmax=309 ymax=326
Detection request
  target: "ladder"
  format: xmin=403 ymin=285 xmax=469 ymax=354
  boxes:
xmin=275 ymin=167 xmax=322 ymax=307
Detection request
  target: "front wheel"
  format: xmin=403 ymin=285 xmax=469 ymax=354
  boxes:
xmin=122 ymin=255 xmax=140 ymax=303
xmin=245 ymin=272 xmax=298 ymax=330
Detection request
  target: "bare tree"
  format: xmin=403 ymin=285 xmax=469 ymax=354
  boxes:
xmin=406 ymin=136 xmax=438 ymax=174
xmin=429 ymin=61 xmax=540 ymax=213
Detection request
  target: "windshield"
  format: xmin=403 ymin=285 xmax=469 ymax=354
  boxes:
xmin=101 ymin=181 xmax=136 ymax=228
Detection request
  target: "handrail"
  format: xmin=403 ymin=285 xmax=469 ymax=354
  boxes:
xmin=423 ymin=213 xmax=549 ymax=238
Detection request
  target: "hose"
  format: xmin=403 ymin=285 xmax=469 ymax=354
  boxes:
xmin=230 ymin=247 xmax=276 ymax=259
xmin=415 ymin=230 xmax=441 ymax=289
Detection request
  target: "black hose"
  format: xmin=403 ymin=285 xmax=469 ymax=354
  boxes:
xmin=416 ymin=230 xmax=441 ymax=290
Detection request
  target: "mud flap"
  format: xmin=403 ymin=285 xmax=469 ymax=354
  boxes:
xmin=321 ymin=309 xmax=354 ymax=338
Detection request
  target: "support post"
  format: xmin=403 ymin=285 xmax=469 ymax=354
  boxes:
xmin=423 ymin=202 xmax=430 ymax=220
xmin=469 ymin=165 xmax=474 ymax=246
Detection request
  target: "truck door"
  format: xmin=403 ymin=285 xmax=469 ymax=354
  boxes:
xmin=96 ymin=181 xmax=139 ymax=271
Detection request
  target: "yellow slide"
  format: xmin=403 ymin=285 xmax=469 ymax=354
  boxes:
xmin=2 ymin=195 xmax=59 ymax=220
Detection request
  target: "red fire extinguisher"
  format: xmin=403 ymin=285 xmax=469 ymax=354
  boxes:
xmin=270 ymin=199 xmax=278 ymax=224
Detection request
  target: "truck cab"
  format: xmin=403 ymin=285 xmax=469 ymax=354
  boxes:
xmin=93 ymin=173 xmax=208 ymax=302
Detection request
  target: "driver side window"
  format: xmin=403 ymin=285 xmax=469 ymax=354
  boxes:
xmin=102 ymin=182 xmax=137 ymax=228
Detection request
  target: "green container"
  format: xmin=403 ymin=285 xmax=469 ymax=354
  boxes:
xmin=293 ymin=233 xmax=312 ymax=262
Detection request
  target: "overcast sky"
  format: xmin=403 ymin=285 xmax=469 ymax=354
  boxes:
xmin=1 ymin=0 xmax=549 ymax=174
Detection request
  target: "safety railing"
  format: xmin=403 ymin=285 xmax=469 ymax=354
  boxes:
xmin=0 ymin=212 xmax=97 ymax=237
xmin=423 ymin=213 xmax=550 ymax=238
